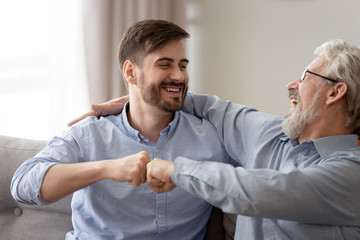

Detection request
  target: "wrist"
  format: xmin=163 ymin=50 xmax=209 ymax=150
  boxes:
xmin=96 ymin=160 xmax=112 ymax=181
xmin=167 ymin=163 xmax=175 ymax=182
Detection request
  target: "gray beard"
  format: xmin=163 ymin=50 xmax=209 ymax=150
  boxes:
xmin=282 ymin=91 xmax=322 ymax=140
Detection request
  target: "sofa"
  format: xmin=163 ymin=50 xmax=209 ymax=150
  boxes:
xmin=0 ymin=135 xmax=236 ymax=240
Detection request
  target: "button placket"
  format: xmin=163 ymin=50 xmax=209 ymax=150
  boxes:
xmin=155 ymin=194 xmax=167 ymax=234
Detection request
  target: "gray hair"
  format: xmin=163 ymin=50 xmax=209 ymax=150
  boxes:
xmin=315 ymin=39 xmax=360 ymax=136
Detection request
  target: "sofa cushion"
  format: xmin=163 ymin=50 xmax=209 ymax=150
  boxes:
xmin=0 ymin=135 xmax=73 ymax=240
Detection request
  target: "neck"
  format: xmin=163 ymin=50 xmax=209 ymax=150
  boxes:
xmin=298 ymin=108 xmax=351 ymax=143
xmin=127 ymin=101 xmax=174 ymax=144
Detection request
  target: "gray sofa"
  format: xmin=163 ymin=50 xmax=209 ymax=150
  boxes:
xmin=0 ymin=135 xmax=235 ymax=240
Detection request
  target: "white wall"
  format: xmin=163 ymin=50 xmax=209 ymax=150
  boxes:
xmin=185 ymin=0 xmax=360 ymax=116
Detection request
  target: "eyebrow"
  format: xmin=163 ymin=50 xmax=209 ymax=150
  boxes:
xmin=155 ymin=57 xmax=189 ymax=64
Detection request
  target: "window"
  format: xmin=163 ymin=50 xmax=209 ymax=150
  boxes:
xmin=0 ymin=0 xmax=89 ymax=140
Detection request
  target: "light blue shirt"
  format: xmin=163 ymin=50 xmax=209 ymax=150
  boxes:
xmin=11 ymin=102 xmax=233 ymax=240
xmin=172 ymin=93 xmax=360 ymax=240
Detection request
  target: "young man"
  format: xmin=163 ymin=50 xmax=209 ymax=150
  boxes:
xmin=11 ymin=20 xmax=233 ymax=240
xmin=82 ymin=39 xmax=360 ymax=239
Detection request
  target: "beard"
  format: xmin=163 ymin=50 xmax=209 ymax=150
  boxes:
xmin=138 ymin=75 xmax=187 ymax=112
xmin=282 ymin=90 xmax=323 ymax=140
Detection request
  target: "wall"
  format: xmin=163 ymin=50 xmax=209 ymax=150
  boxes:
xmin=185 ymin=0 xmax=360 ymax=116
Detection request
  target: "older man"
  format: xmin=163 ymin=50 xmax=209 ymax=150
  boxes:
xmin=146 ymin=39 xmax=360 ymax=239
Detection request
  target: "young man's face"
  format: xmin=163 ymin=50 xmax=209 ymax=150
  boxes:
xmin=137 ymin=39 xmax=189 ymax=112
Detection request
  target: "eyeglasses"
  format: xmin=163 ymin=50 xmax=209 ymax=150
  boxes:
xmin=300 ymin=69 xmax=338 ymax=83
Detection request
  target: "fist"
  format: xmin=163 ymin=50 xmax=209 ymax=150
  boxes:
xmin=106 ymin=151 xmax=150 ymax=186
xmin=147 ymin=158 xmax=176 ymax=194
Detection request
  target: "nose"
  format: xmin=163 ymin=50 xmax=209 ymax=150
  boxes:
xmin=170 ymin=66 xmax=187 ymax=82
xmin=286 ymin=78 xmax=300 ymax=91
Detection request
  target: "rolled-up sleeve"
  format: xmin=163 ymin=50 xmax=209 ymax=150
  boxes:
xmin=11 ymin=124 xmax=87 ymax=205
xmin=11 ymin=159 xmax=56 ymax=205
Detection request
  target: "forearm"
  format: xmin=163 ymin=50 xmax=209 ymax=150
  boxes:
xmin=41 ymin=151 xmax=150 ymax=202
xmin=40 ymin=161 xmax=106 ymax=202
xmin=172 ymin=157 xmax=360 ymax=225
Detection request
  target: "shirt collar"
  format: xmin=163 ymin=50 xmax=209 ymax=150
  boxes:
xmin=280 ymin=133 xmax=359 ymax=157
xmin=120 ymin=101 xmax=180 ymax=141
xmin=119 ymin=102 xmax=138 ymax=140
xmin=312 ymin=134 xmax=359 ymax=157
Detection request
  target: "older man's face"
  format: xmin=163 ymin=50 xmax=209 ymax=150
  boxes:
xmin=282 ymin=56 xmax=329 ymax=140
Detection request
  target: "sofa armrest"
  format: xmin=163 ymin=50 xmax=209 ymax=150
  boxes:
xmin=0 ymin=135 xmax=73 ymax=240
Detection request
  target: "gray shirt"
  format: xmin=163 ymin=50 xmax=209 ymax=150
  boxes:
xmin=172 ymin=93 xmax=360 ymax=240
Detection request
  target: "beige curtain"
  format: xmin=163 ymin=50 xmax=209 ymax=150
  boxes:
xmin=81 ymin=0 xmax=186 ymax=104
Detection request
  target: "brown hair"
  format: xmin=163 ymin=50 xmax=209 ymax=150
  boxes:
xmin=118 ymin=19 xmax=190 ymax=75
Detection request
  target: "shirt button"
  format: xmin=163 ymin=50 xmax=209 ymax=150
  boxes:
xmin=158 ymin=213 xmax=163 ymax=218
xmin=293 ymin=154 xmax=298 ymax=159
xmin=156 ymin=149 xmax=160 ymax=153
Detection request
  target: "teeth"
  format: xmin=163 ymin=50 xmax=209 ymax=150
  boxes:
xmin=290 ymin=99 xmax=298 ymax=107
xmin=165 ymin=88 xmax=180 ymax=92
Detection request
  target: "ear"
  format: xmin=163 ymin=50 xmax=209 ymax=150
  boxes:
xmin=123 ymin=60 xmax=137 ymax=85
xmin=326 ymin=82 xmax=348 ymax=105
